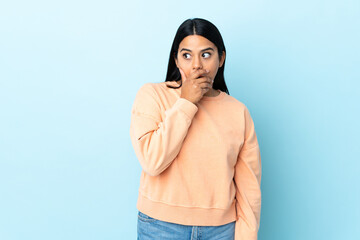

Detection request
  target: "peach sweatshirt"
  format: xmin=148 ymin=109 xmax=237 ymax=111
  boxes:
xmin=129 ymin=81 xmax=262 ymax=240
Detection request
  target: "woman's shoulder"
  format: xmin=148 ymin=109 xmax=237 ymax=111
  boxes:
xmin=133 ymin=81 xmax=179 ymax=107
xmin=137 ymin=81 xmax=179 ymax=93
xmin=134 ymin=82 xmax=157 ymax=100
xmin=215 ymin=91 xmax=248 ymax=110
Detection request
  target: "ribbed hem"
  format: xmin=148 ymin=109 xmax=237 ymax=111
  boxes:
xmin=136 ymin=192 xmax=237 ymax=226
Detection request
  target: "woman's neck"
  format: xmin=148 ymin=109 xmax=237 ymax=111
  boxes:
xmin=203 ymin=89 xmax=220 ymax=97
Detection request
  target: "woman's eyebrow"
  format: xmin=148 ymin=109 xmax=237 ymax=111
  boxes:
xmin=180 ymin=47 xmax=214 ymax=52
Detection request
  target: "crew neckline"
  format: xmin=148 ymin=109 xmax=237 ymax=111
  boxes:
xmin=201 ymin=90 xmax=225 ymax=101
xmin=163 ymin=81 xmax=226 ymax=101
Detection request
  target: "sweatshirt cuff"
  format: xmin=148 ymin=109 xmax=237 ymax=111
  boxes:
xmin=235 ymin=220 xmax=259 ymax=240
xmin=235 ymin=227 xmax=258 ymax=240
xmin=173 ymin=97 xmax=198 ymax=120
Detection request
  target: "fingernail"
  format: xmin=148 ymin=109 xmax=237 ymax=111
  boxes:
xmin=206 ymin=69 xmax=209 ymax=73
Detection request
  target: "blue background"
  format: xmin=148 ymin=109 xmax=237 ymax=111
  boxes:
xmin=1 ymin=0 xmax=359 ymax=239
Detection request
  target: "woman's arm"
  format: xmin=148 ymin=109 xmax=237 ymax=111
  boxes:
xmin=129 ymin=83 xmax=198 ymax=176
xmin=233 ymin=106 xmax=262 ymax=240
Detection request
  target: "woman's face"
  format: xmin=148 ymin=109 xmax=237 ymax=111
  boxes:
xmin=174 ymin=35 xmax=225 ymax=85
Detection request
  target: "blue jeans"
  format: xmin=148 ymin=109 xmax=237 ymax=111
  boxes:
xmin=137 ymin=211 xmax=235 ymax=240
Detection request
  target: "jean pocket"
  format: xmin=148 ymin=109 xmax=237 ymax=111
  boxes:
xmin=138 ymin=211 xmax=158 ymax=223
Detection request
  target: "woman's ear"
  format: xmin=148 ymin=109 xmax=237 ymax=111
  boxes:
xmin=174 ymin=53 xmax=178 ymax=68
xmin=219 ymin=51 xmax=226 ymax=67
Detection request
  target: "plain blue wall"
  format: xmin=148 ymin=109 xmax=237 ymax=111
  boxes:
xmin=0 ymin=0 xmax=359 ymax=239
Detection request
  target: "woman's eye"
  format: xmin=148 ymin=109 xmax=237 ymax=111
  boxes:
xmin=203 ymin=52 xmax=211 ymax=58
xmin=182 ymin=52 xmax=211 ymax=59
xmin=183 ymin=53 xmax=190 ymax=59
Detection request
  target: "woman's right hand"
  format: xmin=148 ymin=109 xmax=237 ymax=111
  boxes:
xmin=178 ymin=67 xmax=213 ymax=104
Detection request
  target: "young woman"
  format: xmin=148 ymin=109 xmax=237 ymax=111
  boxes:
xmin=130 ymin=18 xmax=262 ymax=240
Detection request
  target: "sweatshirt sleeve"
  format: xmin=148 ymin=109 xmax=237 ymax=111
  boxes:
xmin=129 ymin=83 xmax=199 ymax=177
xmin=234 ymin=106 xmax=262 ymax=240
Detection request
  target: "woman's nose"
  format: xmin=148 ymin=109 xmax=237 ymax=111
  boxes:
xmin=192 ymin=56 xmax=203 ymax=69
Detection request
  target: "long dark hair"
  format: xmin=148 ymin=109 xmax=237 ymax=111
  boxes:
xmin=164 ymin=18 xmax=230 ymax=95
